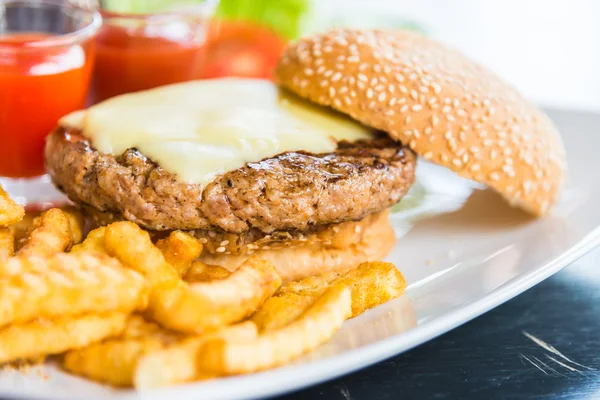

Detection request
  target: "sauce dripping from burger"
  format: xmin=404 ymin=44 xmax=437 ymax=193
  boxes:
xmin=60 ymin=78 xmax=374 ymax=186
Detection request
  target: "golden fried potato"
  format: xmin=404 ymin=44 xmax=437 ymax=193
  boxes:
xmin=0 ymin=313 xmax=128 ymax=363
xmin=276 ymin=261 xmax=406 ymax=318
xmin=149 ymin=257 xmax=281 ymax=333
xmin=104 ymin=222 xmax=280 ymax=333
xmin=198 ymin=285 xmax=351 ymax=374
xmin=18 ymin=208 xmax=73 ymax=257
xmin=63 ymin=317 xmax=180 ymax=387
xmin=156 ymin=231 xmax=203 ymax=277
xmin=0 ymin=228 xmax=14 ymax=261
xmin=62 ymin=206 xmax=85 ymax=245
xmin=0 ymin=186 xmax=24 ymax=227
xmin=69 ymin=227 xmax=107 ymax=254
xmin=251 ymin=292 xmax=315 ymax=332
xmin=0 ymin=253 xmax=148 ymax=326
xmin=104 ymin=222 xmax=180 ymax=287
xmin=134 ymin=321 xmax=257 ymax=388
xmin=184 ymin=261 xmax=231 ymax=282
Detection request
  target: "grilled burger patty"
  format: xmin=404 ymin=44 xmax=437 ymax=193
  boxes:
xmin=45 ymin=128 xmax=416 ymax=234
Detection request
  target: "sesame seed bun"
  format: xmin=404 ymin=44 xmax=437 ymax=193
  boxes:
xmin=276 ymin=29 xmax=567 ymax=215
xmin=198 ymin=210 xmax=395 ymax=283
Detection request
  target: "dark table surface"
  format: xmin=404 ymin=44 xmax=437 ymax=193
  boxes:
xmin=274 ymin=247 xmax=600 ymax=400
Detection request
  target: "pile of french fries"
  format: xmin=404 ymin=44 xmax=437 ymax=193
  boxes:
xmin=0 ymin=185 xmax=407 ymax=388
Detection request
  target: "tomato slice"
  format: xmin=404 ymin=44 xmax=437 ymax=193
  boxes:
xmin=202 ymin=20 xmax=286 ymax=80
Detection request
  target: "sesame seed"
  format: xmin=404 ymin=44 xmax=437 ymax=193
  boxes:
xmin=347 ymin=55 xmax=360 ymax=63
xmin=441 ymin=153 xmax=449 ymax=162
xmin=220 ymin=240 xmax=229 ymax=246
xmin=411 ymin=104 xmax=423 ymax=112
xmin=483 ymin=139 xmax=493 ymax=147
xmin=409 ymin=73 xmax=418 ymax=81
xmin=444 ymin=131 xmax=453 ymax=140
xmin=490 ymin=149 xmax=497 ymax=159
xmin=344 ymin=96 xmax=351 ymax=105
xmin=324 ymin=70 xmax=333 ymax=78
xmin=388 ymin=84 xmax=395 ymax=93
xmin=216 ymin=247 xmax=226 ymax=253
xmin=339 ymin=86 xmax=348 ymax=94
xmin=357 ymin=81 xmax=366 ymax=90
xmin=446 ymin=114 xmax=455 ymax=122
xmin=470 ymin=164 xmax=481 ymax=172
xmin=490 ymin=172 xmax=500 ymax=181
xmin=424 ymin=127 xmax=432 ymax=135
xmin=395 ymin=73 xmax=405 ymax=82
xmin=459 ymin=131 xmax=467 ymax=141
xmin=432 ymin=83 xmax=442 ymax=94
xmin=462 ymin=153 xmax=469 ymax=163
xmin=410 ymin=90 xmax=419 ymax=100
xmin=304 ymin=68 xmax=314 ymax=76
xmin=370 ymin=77 xmax=378 ymax=86
xmin=366 ymin=88 xmax=374 ymax=99
xmin=328 ymin=87 xmax=336 ymax=98
xmin=331 ymin=72 xmax=342 ymax=82
xmin=378 ymin=92 xmax=386 ymax=102
xmin=399 ymin=85 xmax=408 ymax=94
xmin=319 ymin=80 xmax=328 ymax=87
xmin=419 ymin=86 xmax=429 ymax=93
xmin=409 ymin=140 xmax=417 ymax=149
xmin=442 ymin=105 xmax=451 ymax=113
xmin=358 ymin=74 xmax=368 ymax=82
xmin=452 ymin=158 xmax=462 ymax=167
xmin=400 ymin=105 xmax=409 ymax=113
xmin=385 ymin=110 xmax=395 ymax=116
xmin=333 ymin=98 xmax=342 ymax=108
xmin=413 ymin=129 xmax=421 ymax=138
xmin=457 ymin=109 xmax=467 ymax=117
xmin=403 ymin=129 xmax=413 ymax=136
xmin=389 ymin=97 xmax=397 ymax=106
xmin=432 ymin=115 xmax=439 ymax=126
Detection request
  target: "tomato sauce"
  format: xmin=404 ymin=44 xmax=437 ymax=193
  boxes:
xmin=90 ymin=21 xmax=208 ymax=103
xmin=0 ymin=33 xmax=95 ymax=178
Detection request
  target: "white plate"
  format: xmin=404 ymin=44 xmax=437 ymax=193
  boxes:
xmin=2 ymin=108 xmax=600 ymax=400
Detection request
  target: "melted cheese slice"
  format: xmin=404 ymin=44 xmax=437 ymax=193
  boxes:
xmin=60 ymin=78 xmax=373 ymax=186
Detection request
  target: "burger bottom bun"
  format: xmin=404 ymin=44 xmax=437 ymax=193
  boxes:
xmin=199 ymin=210 xmax=396 ymax=283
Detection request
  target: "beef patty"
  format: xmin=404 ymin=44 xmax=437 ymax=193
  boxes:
xmin=45 ymin=128 xmax=416 ymax=234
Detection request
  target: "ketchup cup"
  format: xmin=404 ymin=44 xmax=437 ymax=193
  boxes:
xmin=0 ymin=0 xmax=101 ymax=206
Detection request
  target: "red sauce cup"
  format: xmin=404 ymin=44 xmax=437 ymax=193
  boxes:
xmin=0 ymin=0 xmax=100 ymax=203
xmin=89 ymin=3 xmax=217 ymax=103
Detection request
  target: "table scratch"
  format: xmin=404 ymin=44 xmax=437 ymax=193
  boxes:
xmin=520 ymin=353 xmax=548 ymax=375
xmin=522 ymin=331 xmax=595 ymax=371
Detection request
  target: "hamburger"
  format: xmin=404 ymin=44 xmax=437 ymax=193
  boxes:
xmin=44 ymin=29 xmax=566 ymax=282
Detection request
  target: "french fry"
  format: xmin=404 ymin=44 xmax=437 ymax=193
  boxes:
xmin=0 ymin=253 xmax=148 ymax=326
xmin=62 ymin=317 xmax=180 ymax=387
xmin=69 ymin=226 xmax=107 ymax=254
xmin=150 ymin=258 xmax=280 ymax=333
xmin=0 ymin=313 xmax=128 ymax=363
xmin=0 ymin=228 xmax=14 ymax=261
xmin=62 ymin=206 xmax=85 ymax=245
xmin=18 ymin=208 xmax=73 ymax=257
xmin=184 ymin=261 xmax=231 ymax=282
xmin=104 ymin=222 xmax=180 ymax=287
xmin=197 ymin=285 xmax=352 ymax=374
xmin=104 ymin=222 xmax=281 ymax=333
xmin=275 ymin=261 xmax=406 ymax=318
xmin=251 ymin=293 xmax=316 ymax=332
xmin=0 ymin=185 xmax=24 ymax=227
xmin=121 ymin=315 xmax=165 ymax=339
xmin=134 ymin=321 xmax=257 ymax=388
xmin=156 ymin=231 xmax=203 ymax=277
